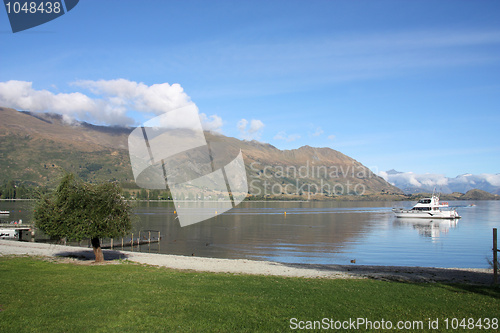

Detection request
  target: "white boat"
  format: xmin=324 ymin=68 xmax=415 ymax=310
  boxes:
xmin=0 ymin=228 xmax=17 ymax=239
xmin=392 ymin=195 xmax=460 ymax=219
xmin=0 ymin=210 xmax=9 ymax=215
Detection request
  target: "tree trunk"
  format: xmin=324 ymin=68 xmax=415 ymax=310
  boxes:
xmin=91 ymin=237 xmax=104 ymax=263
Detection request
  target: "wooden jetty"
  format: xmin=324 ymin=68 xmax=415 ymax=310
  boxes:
xmin=100 ymin=230 xmax=161 ymax=251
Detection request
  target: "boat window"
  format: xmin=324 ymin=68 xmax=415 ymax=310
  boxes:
xmin=418 ymin=199 xmax=431 ymax=204
xmin=411 ymin=207 xmax=431 ymax=211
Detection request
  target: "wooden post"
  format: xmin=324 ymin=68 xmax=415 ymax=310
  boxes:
xmin=131 ymin=233 xmax=133 ymax=252
xmin=494 ymin=228 xmax=498 ymax=285
xmin=138 ymin=231 xmax=141 ymax=251
xmin=121 ymin=237 xmax=124 ymax=250
xmin=110 ymin=238 xmax=113 ymax=250
xmin=158 ymin=231 xmax=161 ymax=253
xmin=148 ymin=231 xmax=151 ymax=253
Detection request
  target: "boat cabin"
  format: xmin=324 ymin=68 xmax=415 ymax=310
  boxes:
xmin=417 ymin=199 xmax=431 ymax=204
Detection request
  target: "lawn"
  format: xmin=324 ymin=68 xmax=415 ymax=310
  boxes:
xmin=0 ymin=256 xmax=498 ymax=332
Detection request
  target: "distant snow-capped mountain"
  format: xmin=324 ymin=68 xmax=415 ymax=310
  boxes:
xmin=379 ymin=170 xmax=500 ymax=195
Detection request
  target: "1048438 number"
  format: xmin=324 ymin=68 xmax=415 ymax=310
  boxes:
xmin=5 ymin=1 xmax=61 ymax=14
xmin=443 ymin=318 xmax=498 ymax=330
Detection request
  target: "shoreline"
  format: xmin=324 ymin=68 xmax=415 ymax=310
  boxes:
xmin=2 ymin=195 xmax=499 ymax=203
xmin=0 ymin=240 xmax=494 ymax=284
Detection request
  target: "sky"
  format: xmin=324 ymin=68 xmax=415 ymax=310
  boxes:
xmin=1 ymin=0 xmax=499 ymax=178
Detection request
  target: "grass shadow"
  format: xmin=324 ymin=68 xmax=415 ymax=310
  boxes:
xmin=54 ymin=249 xmax=129 ymax=261
xmin=281 ymin=262 xmax=496 ymax=285
xmin=281 ymin=262 xmax=500 ymax=298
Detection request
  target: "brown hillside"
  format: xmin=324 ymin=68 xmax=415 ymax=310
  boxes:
xmin=461 ymin=189 xmax=499 ymax=200
xmin=0 ymin=107 xmax=402 ymax=197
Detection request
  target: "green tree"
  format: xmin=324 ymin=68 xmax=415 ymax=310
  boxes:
xmin=4 ymin=180 xmax=16 ymax=199
xmin=150 ymin=189 xmax=160 ymax=200
xmin=34 ymin=173 xmax=133 ymax=262
xmin=15 ymin=184 xmax=27 ymax=199
xmin=159 ymin=191 xmax=170 ymax=200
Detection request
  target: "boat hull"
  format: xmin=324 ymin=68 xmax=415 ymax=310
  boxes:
xmin=393 ymin=209 xmax=460 ymax=219
xmin=0 ymin=228 xmax=17 ymax=239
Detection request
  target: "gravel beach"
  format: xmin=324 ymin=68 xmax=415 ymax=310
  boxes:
xmin=0 ymin=240 xmax=494 ymax=284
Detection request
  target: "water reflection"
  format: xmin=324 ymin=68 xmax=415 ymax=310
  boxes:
xmin=394 ymin=218 xmax=459 ymax=241
xmin=133 ymin=201 xmax=381 ymax=264
xmin=1 ymin=200 xmax=498 ymax=268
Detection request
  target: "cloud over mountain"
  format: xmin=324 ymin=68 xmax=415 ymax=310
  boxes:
xmin=379 ymin=170 xmax=500 ymax=194
xmin=0 ymin=79 xmax=222 ymax=132
xmin=237 ymin=118 xmax=265 ymax=140
xmin=274 ymin=131 xmax=301 ymax=142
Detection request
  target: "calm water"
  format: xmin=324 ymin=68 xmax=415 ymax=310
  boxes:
xmin=1 ymin=200 xmax=499 ymax=268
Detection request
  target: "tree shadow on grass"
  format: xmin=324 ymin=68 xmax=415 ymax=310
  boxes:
xmin=433 ymin=281 xmax=500 ymax=299
xmin=281 ymin=263 xmax=500 ymax=298
xmin=281 ymin=262 xmax=497 ymax=285
xmin=54 ymin=249 xmax=129 ymax=261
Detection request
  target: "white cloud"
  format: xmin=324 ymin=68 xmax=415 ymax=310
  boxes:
xmin=379 ymin=170 xmax=500 ymax=193
xmin=0 ymin=80 xmax=114 ymax=124
xmin=455 ymin=173 xmax=500 ymax=187
xmin=74 ymin=79 xmax=192 ymax=116
xmin=237 ymin=119 xmax=248 ymax=133
xmin=0 ymin=79 xmax=222 ymax=128
xmin=199 ymin=113 xmax=223 ymax=133
xmin=237 ymin=118 xmax=264 ymax=140
xmin=312 ymin=127 xmax=323 ymax=137
xmin=483 ymin=174 xmax=500 ymax=186
xmin=380 ymin=171 xmax=448 ymax=188
xmin=249 ymin=119 xmax=264 ymax=133
xmin=378 ymin=171 xmax=389 ymax=182
xmin=274 ymin=131 xmax=301 ymax=142
xmin=327 ymin=134 xmax=336 ymax=140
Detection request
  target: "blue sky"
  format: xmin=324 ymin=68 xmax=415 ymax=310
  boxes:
xmin=1 ymin=0 xmax=500 ymax=177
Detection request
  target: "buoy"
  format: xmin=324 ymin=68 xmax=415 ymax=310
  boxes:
xmin=215 ymin=210 xmax=218 ymax=215
xmin=174 ymin=210 xmax=176 ymax=214
xmin=284 ymin=211 xmax=286 ymax=216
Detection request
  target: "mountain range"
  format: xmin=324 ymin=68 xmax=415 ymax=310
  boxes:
xmin=0 ymin=107 xmax=401 ymax=199
xmin=380 ymin=169 xmax=500 ymax=195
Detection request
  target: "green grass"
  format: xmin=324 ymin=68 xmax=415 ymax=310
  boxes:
xmin=0 ymin=256 xmax=499 ymax=332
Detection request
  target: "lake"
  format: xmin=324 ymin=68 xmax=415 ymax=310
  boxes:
xmin=1 ymin=200 xmax=499 ymax=268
